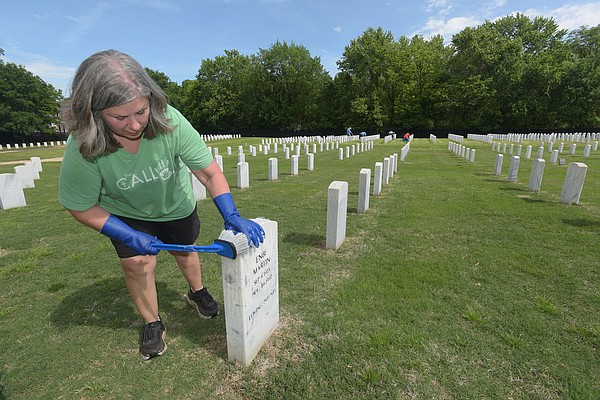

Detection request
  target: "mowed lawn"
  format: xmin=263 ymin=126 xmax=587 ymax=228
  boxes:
xmin=0 ymin=137 xmax=598 ymax=399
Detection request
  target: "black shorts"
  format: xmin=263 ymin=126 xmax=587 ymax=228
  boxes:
xmin=110 ymin=207 xmax=200 ymax=258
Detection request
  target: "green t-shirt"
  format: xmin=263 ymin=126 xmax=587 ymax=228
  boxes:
xmin=59 ymin=105 xmax=213 ymax=221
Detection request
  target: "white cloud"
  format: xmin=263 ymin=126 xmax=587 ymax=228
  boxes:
xmin=333 ymin=25 xmax=342 ymax=33
xmin=427 ymin=0 xmax=448 ymax=11
xmin=6 ymin=52 xmax=76 ymax=93
xmin=419 ymin=16 xmax=480 ymax=40
xmin=525 ymin=3 xmax=600 ymax=31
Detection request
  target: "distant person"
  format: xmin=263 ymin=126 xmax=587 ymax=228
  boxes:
xmin=359 ymin=131 xmax=366 ymax=137
xmin=346 ymin=127 xmax=353 ymax=136
xmin=58 ymin=49 xmax=264 ymax=360
xmin=403 ymin=132 xmax=410 ymax=141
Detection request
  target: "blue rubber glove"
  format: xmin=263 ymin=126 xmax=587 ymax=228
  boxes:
xmin=100 ymin=215 xmax=163 ymax=255
xmin=213 ymin=192 xmax=265 ymax=247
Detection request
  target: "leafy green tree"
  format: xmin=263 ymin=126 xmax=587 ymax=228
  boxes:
xmin=559 ymin=25 xmax=600 ymax=127
xmin=337 ymin=27 xmax=400 ymax=131
xmin=0 ymin=50 xmax=62 ymax=136
xmin=145 ymin=68 xmax=184 ymax=110
xmin=449 ymin=14 xmax=568 ymax=130
xmin=399 ymin=35 xmax=451 ymax=129
xmin=254 ymin=41 xmax=331 ymax=130
xmin=183 ymin=50 xmax=256 ymax=130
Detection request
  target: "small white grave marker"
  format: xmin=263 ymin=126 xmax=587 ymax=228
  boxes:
xmin=237 ymin=162 xmax=249 ymax=188
xmin=494 ymin=154 xmax=504 ymax=176
xmin=268 ymin=158 xmax=278 ymax=181
xmin=528 ymin=159 xmax=545 ymax=192
xmin=508 ymin=156 xmax=520 ymax=183
xmin=326 ymin=181 xmax=348 ymax=250
xmin=358 ymin=168 xmax=371 ymax=213
xmin=13 ymin=165 xmax=35 ymax=189
xmin=561 ymin=162 xmax=588 ymax=205
xmin=0 ymin=173 xmax=27 ymax=209
xmin=373 ymin=162 xmax=383 ymax=196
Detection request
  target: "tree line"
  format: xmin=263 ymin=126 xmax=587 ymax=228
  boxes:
xmin=1 ymin=13 xmax=599 ymax=138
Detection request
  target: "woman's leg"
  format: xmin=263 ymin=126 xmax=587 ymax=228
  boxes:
xmin=120 ymin=255 xmax=160 ymax=323
xmin=170 ymin=251 xmax=203 ymax=291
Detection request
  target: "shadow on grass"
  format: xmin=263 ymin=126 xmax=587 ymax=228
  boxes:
xmin=498 ymin=186 xmax=527 ymax=192
xmin=50 ymin=278 xmax=228 ymax=359
xmin=563 ymin=218 xmax=600 ymax=231
xmin=282 ymin=231 xmax=325 ymax=248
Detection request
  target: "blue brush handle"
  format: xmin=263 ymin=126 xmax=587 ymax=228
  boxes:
xmin=153 ymin=243 xmax=223 ymax=253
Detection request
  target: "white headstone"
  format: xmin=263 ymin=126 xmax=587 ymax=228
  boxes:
xmin=13 ymin=165 xmax=35 ymax=188
xmin=561 ymin=162 xmax=588 ymax=205
xmin=268 ymin=158 xmax=278 ymax=181
xmin=221 ymin=218 xmax=279 ymax=367
xmin=326 ymin=181 xmax=348 ymax=250
xmin=494 ymin=154 xmax=504 ymax=176
xmin=237 ymin=162 xmax=249 ymax=188
xmin=358 ymin=168 xmax=371 ymax=213
xmin=307 ymin=153 xmax=314 ymax=171
xmin=550 ymin=150 xmax=559 ymax=164
xmin=0 ymin=173 xmax=27 ymax=209
xmin=291 ymin=155 xmax=299 ymax=176
xmin=508 ymin=156 xmax=520 ymax=183
xmin=25 ymin=161 xmax=40 ymax=180
xmin=525 ymin=146 xmax=532 ymax=159
xmin=30 ymin=157 xmax=42 ymax=172
xmin=528 ymin=159 xmax=545 ymax=192
xmin=373 ymin=162 xmax=383 ymax=196
xmin=383 ymin=157 xmax=390 ymax=185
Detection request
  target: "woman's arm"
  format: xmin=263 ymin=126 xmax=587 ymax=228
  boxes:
xmin=67 ymin=205 xmax=110 ymax=231
xmin=190 ymin=159 xmax=230 ymax=199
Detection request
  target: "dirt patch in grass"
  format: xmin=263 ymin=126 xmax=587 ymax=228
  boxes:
xmin=0 ymin=157 xmax=63 ymax=165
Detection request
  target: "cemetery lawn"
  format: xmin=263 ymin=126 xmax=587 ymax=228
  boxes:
xmin=0 ymin=138 xmax=598 ymax=399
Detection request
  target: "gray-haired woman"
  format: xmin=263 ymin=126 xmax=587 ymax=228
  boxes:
xmin=59 ymin=49 xmax=264 ymax=360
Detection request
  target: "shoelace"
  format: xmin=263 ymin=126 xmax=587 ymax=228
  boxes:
xmin=142 ymin=321 xmax=161 ymax=342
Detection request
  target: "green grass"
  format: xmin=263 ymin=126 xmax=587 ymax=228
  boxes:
xmin=1 ymin=137 xmax=599 ymax=399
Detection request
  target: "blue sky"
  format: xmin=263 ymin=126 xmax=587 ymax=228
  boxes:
xmin=2 ymin=0 xmax=599 ymax=95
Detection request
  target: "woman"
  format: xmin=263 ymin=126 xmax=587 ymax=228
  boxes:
xmin=59 ymin=49 xmax=264 ymax=360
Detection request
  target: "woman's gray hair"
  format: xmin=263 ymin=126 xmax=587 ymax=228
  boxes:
xmin=69 ymin=49 xmax=173 ymax=160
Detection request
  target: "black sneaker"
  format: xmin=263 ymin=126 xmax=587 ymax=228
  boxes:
xmin=186 ymin=287 xmax=219 ymax=319
xmin=139 ymin=319 xmax=167 ymax=360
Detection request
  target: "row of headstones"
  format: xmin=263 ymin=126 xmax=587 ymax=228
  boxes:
xmin=494 ymin=154 xmax=588 ymax=205
xmin=257 ymin=134 xmax=382 ymax=145
xmin=189 ymin=141 xmax=379 ymax=198
xmin=327 ymin=143 xmax=410 ymax=250
xmin=468 ymin=132 xmax=600 ymax=144
xmin=448 ymin=142 xmax=476 ymax=163
xmin=0 ymin=141 xmax=66 ymax=151
xmin=206 ymin=138 xmax=376 ymax=161
xmin=492 ymin=141 xmax=599 ymax=161
xmin=448 ymin=134 xmax=465 ymax=143
xmin=0 ymin=157 xmax=43 ymax=210
xmin=200 ymin=134 xmax=241 ymax=142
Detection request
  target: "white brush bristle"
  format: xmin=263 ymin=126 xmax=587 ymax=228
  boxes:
xmin=218 ymin=230 xmax=250 ymax=255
